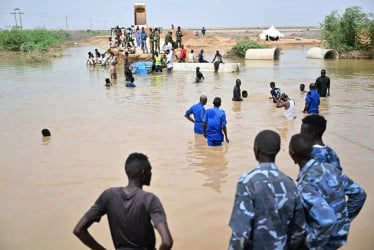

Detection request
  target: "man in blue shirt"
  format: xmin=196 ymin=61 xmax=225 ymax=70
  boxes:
xmin=184 ymin=95 xmax=207 ymax=134
xmin=228 ymin=130 xmax=306 ymax=250
xmin=202 ymin=97 xmax=229 ymax=146
xmin=301 ymin=114 xmax=342 ymax=170
xmin=303 ymin=83 xmax=320 ymax=114
xmin=289 ymin=134 xmax=366 ymax=249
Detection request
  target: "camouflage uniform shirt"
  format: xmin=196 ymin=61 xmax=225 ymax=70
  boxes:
xmin=297 ymin=159 xmax=366 ymax=250
xmin=228 ymin=162 xmax=305 ymax=250
xmin=312 ymin=144 xmax=342 ymax=171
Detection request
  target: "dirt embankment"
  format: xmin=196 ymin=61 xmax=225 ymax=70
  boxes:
xmin=77 ymin=27 xmax=322 ymax=63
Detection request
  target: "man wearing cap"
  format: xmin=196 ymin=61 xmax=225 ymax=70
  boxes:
xmin=228 ymin=130 xmax=306 ymax=249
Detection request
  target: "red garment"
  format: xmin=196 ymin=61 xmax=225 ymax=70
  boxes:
xmin=180 ymin=48 xmax=187 ymax=60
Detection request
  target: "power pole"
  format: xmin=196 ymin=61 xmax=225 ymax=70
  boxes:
xmin=10 ymin=8 xmax=24 ymax=29
xmin=10 ymin=9 xmax=18 ymax=27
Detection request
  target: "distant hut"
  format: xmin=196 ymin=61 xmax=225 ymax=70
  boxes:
xmin=134 ymin=3 xmax=147 ymax=27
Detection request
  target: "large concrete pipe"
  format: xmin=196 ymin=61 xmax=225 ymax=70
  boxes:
xmin=173 ymin=63 xmax=240 ymax=72
xmin=245 ymin=48 xmax=280 ymax=60
xmin=306 ymin=47 xmax=339 ymax=59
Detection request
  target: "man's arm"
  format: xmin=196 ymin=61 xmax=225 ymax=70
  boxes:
xmin=228 ymin=181 xmax=254 ymax=250
xmin=202 ymin=122 xmax=207 ymax=138
xmin=327 ymin=78 xmax=331 ymax=96
xmin=276 ymin=99 xmax=287 ymax=109
xmin=222 ymin=125 xmax=229 ymax=143
xmin=288 ymin=195 xmax=306 ymax=249
xmin=154 ymin=222 xmax=173 ymax=250
xmin=342 ymin=174 xmax=366 ymax=220
xmin=303 ymin=95 xmax=311 ymax=113
xmin=73 ymin=215 xmax=106 ymax=250
xmin=184 ymin=113 xmax=194 ymax=123
xmin=299 ymin=184 xmax=336 ymax=249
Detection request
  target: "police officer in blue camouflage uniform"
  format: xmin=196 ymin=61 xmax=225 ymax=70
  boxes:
xmin=289 ymin=133 xmax=366 ymax=249
xmin=228 ymin=130 xmax=306 ymax=250
xmin=300 ymin=114 xmax=343 ymax=171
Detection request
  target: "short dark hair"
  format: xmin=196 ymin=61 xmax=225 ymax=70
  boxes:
xmin=270 ymin=81 xmax=275 ymax=87
xmin=254 ymin=130 xmax=280 ymax=157
xmin=41 ymin=128 xmax=51 ymax=137
xmin=290 ymin=133 xmax=313 ymax=159
xmin=302 ymin=115 xmax=327 ymax=137
xmin=125 ymin=153 xmax=151 ymax=179
xmin=213 ymin=97 xmax=221 ymax=107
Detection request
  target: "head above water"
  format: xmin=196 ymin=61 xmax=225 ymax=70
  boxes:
xmin=125 ymin=152 xmax=152 ymax=186
xmin=41 ymin=128 xmax=51 ymax=137
xmin=254 ymin=130 xmax=281 ymax=161
xmin=301 ymin=114 xmax=327 ymax=139
xmin=236 ymin=79 xmax=241 ymax=86
xmin=270 ymin=81 xmax=275 ymax=89
xmin=300 ymin=83 xmax=305 ymax=91
xmin=196 ymin=66 xmax=200 ymax=71
xmin=309 ymin=83 xmax=316 ymax=90
xmin=321 ymin=69 xmax=326 ymax=76
xmin=213 ymin=97 xmax=221 ymax=107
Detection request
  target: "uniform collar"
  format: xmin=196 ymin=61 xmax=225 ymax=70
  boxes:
xmin=256 ymin=162 xmax=278 ymax=170
xmin=297 ymin=159 xmax=316 ymax=182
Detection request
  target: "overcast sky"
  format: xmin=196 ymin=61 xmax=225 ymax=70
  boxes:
xmin=0 ymin=0 xmax=373 ymax=30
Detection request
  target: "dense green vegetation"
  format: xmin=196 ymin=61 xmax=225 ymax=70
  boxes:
xmin=228 ymin=40 xmax=266 ymax=58
xmin=0 ymin=28 xmax=68 ymax=52
xmin=321 ymin=6 xmax=374 ymax=52
xmin=0 ymin=28 xmax=108 ymax=52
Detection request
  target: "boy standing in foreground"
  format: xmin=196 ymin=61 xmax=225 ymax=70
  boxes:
xmin=73 ymin=153 xmax=173 ymax=250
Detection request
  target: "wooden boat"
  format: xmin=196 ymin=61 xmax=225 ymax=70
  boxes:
xmin=172 ymin=62 xmax=240 ymax=72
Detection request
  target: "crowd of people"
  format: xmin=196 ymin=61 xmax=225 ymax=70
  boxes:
xmin=78 ymin=24 xmax=367 ymax=249
xmin=265 ymin=69 xmax=331 ymax=120
xmin=74 ymin=115 xmax=367 ymax=250
xmin=86 ymin=24 xmax=223 ymax=82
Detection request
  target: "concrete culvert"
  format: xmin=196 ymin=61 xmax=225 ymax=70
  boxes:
xmin=306 ymin=47 xmax=339 ymax=59
xmin=245 ymin=48 xmax=280 ymax=60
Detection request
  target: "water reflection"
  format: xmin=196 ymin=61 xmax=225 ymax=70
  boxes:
xmin=1 ymin=46 xmax=374 ymax=250
xmin=187 ymin=134 xmax=228 ymax=192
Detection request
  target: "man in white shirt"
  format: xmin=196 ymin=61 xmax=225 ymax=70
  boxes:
xmin=166 ymin=49 xmax=174 ymax=73
xmin=276 ymin=93 xmax=296 ymax=120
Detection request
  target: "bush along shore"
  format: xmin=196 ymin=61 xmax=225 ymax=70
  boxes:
xmin=0 ymin=28 xmax=108 ymax=62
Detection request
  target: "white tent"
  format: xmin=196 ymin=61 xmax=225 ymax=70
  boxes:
xmin=259 ymin=25 xmax=284 ymax=41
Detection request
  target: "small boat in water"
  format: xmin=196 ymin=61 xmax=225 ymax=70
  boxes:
xmin=130 ymin=61 xmax=153 ymax=74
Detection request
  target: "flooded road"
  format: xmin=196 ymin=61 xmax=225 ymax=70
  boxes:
xmin=0 ymin=46 xmax=373 ymax=249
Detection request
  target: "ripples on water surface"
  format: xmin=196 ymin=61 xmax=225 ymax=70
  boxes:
xmin=0 ymin=46 xmax=373 ymax=249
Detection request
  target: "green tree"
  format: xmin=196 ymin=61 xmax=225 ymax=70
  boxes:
xmin=228 ymin=40 xmax=265 ymax=58
xmin=321 ymin=6 xmax=373 ymax=52
xmin=340 ymin=6 xmax=368 ymax=49
xmin=321 ymin=10 xmax=343 ymax=50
